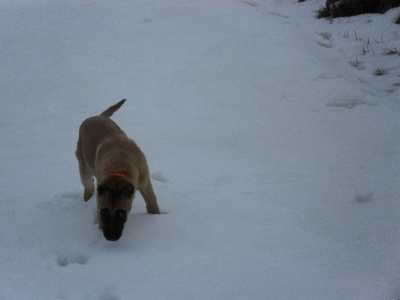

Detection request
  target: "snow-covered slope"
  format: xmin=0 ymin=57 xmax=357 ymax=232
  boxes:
xmin=0 ymin=0 xmax=399 ymax=299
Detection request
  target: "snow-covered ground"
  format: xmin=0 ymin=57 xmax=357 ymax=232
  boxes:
xmin=0 ymin=0 xmax=399 ymax=299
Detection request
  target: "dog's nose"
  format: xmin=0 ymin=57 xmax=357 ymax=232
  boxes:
xmin=100 ymin=209 xmax=127 ymax=241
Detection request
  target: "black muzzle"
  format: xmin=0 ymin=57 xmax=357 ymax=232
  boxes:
xmin=100 ymin=209 xmax=127 ymax=241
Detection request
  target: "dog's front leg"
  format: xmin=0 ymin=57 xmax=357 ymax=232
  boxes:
xmin=139 ymin=180 xmax=160 ymax=214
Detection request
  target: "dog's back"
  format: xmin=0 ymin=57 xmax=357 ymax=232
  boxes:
xmin=77 ymin=100 xmax=128 ymax=171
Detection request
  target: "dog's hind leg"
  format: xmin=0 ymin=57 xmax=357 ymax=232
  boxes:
xmin=139 ymin=180 xmax=160 ymax=214
xmin=76 ymin=137 xmax=95 ymax=201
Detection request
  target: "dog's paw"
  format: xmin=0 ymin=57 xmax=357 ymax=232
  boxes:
xmin=146 ymin=204 xmax=160 ymax=214
xmin=83 ymin=194 xmax=92 ymax=201
xmin=83 ymin=189 xmax=94 ymax=201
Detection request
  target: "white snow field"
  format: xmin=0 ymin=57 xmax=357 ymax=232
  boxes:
xmin=0 ymin=0 xmax=399 ymax=299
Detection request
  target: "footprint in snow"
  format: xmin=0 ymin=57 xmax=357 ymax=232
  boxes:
xmin=151 ymin=172 xmax=168 ymax=183
xmin=349 ymin=59 xmax=365 ymax=70
xmin=98 ymin=288 xmax=120 ymax=300
xmin=315 ymin=31 xmax=333 ymax=48
xmin=60 ymin=191 xmax=82 ymax=200
xmin=268 ymin=11 xmax=289 ymax=19
xmin=57 ymin=252 xmax=89 ymax=267
xmin=317 ymin=31 xmax=332 ymax=40
xmin=241 ymin=1 xmax=259 ymax=7
xmin=327 ymin=97 xmax=377 ymax=109
xmin=355 ymin=192 xmax=374 ymax=203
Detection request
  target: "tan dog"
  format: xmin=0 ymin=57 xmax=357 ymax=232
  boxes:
xmin=76 ymin=99 xmax=160 ymax=241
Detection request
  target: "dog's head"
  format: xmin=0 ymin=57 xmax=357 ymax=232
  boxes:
xmin=97 ymin=174 xmax=135 ymax=241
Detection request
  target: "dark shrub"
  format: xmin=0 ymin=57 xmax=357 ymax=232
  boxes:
xmin=320 ymin=0 xmax=400 ymax=19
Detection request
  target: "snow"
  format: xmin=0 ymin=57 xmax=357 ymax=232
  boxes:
xmin=0 ymin=0 xmax=399 ymax=298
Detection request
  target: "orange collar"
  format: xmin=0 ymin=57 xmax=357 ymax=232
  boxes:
xmin=109 ymin=172 xmax=126 ymax=177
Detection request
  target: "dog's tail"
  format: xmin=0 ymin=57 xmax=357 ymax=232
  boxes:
xmin=100 ymin=99 xmax=126 ymax=117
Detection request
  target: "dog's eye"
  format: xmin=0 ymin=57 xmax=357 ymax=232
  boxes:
xmin=119 ymin=184 xmax=134 ymax=197
xmin=97 ymin=186 xmax=109 ymax=195
xmin=123 ymin=184 xmax=134 ymax=197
